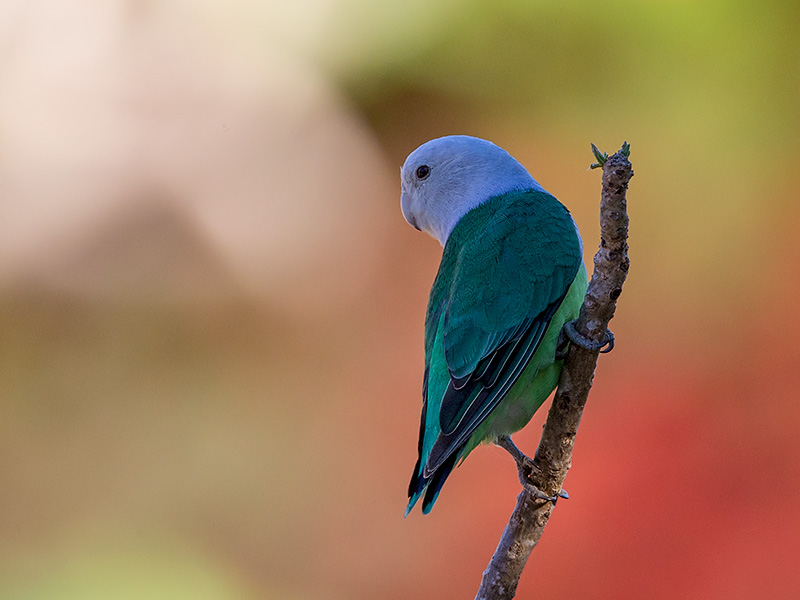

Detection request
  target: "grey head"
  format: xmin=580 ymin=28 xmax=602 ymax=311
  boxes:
xmin=400 ymin=135 xmax=546 ymax=246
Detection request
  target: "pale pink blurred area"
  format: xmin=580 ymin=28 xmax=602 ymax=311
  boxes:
xmin=0 ymin=2 xmax=401 ymax=598
xmin=0 ymin=0 xmax=393 ymax=314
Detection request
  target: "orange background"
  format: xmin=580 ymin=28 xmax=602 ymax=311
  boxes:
xmin=1 ymin=1 xmax=799 ymax=598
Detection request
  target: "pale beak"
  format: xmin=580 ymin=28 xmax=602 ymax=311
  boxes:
xmin=401 ymin=189 xmax=421 ymax=230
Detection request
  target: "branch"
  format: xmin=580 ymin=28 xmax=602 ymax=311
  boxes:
xmin=475 ymin=144 xmax=633 ymax=600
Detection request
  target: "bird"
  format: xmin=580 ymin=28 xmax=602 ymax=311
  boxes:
xmin=401 ymin=135 xmax=588 ymax=515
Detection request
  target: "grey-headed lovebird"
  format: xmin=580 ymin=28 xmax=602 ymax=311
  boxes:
xmin=401 ymin=135 xmax=588 ymax=515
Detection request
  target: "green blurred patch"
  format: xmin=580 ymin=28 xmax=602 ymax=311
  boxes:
xmin=1 ymin=534 xmax=259 ymax=600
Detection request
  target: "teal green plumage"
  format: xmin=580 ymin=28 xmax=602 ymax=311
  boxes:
xmin=406 ymin=189 xmax=587 ymax=515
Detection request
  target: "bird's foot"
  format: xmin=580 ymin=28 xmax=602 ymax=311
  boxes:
xmin=556 ymin=320 xmax=615 ymax=359
xmin=495 ymin=435 xmax=568 ymax=504
xmin=522 ymin=481 xmax=569 ymax=503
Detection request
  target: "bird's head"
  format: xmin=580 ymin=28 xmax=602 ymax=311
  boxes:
xmin=400 ymin=135 xmax=545 ymax=246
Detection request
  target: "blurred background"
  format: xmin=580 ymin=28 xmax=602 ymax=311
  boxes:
xmin=1 ymin=0 xmax=799 ymax=598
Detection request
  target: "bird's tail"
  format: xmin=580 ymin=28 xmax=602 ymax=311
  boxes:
xmin=405 ymin=451 xmax=460 ymax=515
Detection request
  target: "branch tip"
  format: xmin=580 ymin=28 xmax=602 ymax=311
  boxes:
xmin=589 ymin=142 xmax=607 ymax=169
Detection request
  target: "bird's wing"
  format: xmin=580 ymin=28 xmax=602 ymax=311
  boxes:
xmin=422 ymin=190 xmax=582 ymax=476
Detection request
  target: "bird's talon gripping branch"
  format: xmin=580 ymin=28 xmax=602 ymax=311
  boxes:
xmin=561 ymin=320 xmax=614 ymax=354
xmin=599 ymin=329 xmax=615 ymax=353
xmin=521 ymin=478 xmax=568 ymax=504
xmin=522 ymin=482 xmax=560 ymax=504
xmin=495 ymin=436 xmax=566 ymax=504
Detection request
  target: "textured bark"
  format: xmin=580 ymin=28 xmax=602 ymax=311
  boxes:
xmin=475 ymin=146 xmax=633 ymax=600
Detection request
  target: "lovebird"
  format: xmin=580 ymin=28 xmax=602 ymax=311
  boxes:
xmin=401 ymin=135 xmax=588 ymax=515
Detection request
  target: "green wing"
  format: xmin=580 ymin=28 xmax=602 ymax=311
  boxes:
xmin=408 ymin=189 xmax=582 ymax=513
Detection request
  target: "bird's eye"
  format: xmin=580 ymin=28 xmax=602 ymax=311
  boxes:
xmin=415 ymin=165 xmax=431 ymax=180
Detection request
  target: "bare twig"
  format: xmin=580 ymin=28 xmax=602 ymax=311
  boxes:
xmin=475 ymin=144 xmax=633 ymax=600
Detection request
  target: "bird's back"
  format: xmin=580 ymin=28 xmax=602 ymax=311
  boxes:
xmin=407 ymin=189 xmax=586 ymax=514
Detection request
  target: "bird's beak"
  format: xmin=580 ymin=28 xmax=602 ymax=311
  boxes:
xmin=401 ymin=189 xmax=422 ymax=231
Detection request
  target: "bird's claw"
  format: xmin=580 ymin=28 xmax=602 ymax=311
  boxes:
xmin=518 ymin=459 xmax=569 ymax=504
xmin=520 ymin=477 xmax=568 ymax=504
xmin=497 ymin=436 xmax=568 ymax=504
xmin=522 ymin=481 xmax=560 ymax=503
xmin=558 ymin=320 xmax=615 ymax=356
